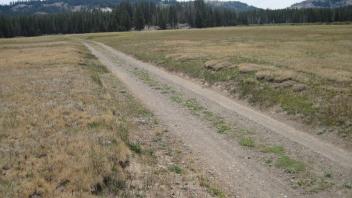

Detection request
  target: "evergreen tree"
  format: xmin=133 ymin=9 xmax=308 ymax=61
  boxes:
xmin=158 ymin=9 xmax=167 ymax=30
xmin=194 ymin=0 xmax=207 ymax=28
xmin=0 ymin=1 xmax=351 ymax=38
xmin=168 ymin=5 xmax=178 ymax=28
xmin=134 ymin=5 xmax=145 ymax=30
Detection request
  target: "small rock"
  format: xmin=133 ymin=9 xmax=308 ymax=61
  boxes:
xmin=56 ymin=179 xmax=70 ymax=192
xmin=119 ymin=160 xmax=130 ymax=169
xmin=29 ymin=191 xmax=42 ymax=198
xmin=281 ymin=81 xmax=295 ymax=88
xmin=344 ymin=181 xmax=352 ymax=189
xmin=36 ymin=153 xmax=47 ymax=158
xmin=292 ymin=84 xmax=306 ymax=92
xmin=137 ymin=118 xmax=147 ymax=125
xmin=317 ymin=129 xmax=326 ymax=135
xmin=2 ymin=164 xmax=10 ymax=171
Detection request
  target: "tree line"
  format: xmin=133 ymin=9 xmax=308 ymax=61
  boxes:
xmin=1 ymin=0 xmax=352 ymax=38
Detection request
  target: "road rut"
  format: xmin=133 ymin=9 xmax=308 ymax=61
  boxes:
xmin=88 ymin=41 xmax=352 ymax=169
xmin=84 ymin=41 xmax=352 ymax=197
xmin=84 ymin=41 xmax=300 ymax=197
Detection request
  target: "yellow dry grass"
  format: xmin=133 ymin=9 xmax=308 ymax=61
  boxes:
xmin=0 ymin=38 xmax=212 ymax=197
xmin=165 ymin=53 xmax=206 ymax=61
xmin=0 ymin=39 xmax=130 ymax=197
xmin=90 ymin=25 xmax=352 ymax=83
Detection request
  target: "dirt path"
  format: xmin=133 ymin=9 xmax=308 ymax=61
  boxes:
xmin=89 ymin=41 xmax=352 ymax=169
xmin=84 ymin=41 xmax=352 ymax=197
xmin=84 ymin=41 xmax=300 ymax=197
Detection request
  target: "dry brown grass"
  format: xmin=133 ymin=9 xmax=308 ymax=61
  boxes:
xmin=88 ymin=25 xmax=352 ymax=83
xmin=165 ymin=53 xmax=206 ymax=61
xmin=0 ymin=39 xmax=129 ymax=197
xmin=0 ymin=38 xmax=213 ymax=197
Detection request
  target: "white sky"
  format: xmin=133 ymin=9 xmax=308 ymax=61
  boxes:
xmin=0 ymin=0 xmax=304 ymax=9
xmin=235 ymin=0 xmax=303 ymax=9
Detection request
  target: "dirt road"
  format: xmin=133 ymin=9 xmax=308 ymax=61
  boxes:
xmin=84 ymin=41 xmax=352 ymax=197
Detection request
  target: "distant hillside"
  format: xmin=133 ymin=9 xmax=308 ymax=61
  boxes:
xmin=0 ymin=0 xmax=166 ymax=15
xmin=291 ymin=0 xmax=352 ymax=8
xmin=0 ymin=0 xmax=257 ymax=15
xmin=208 ymin=1 xmax=257 ymax=12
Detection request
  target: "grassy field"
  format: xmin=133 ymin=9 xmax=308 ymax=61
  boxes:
xmin=88 ymin=25 xmax=352 ymax=140
xmin=0 ymin=38 xmax=216 ymax=197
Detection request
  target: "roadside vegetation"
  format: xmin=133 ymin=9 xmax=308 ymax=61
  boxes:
xmin=89 ymin=25 xmax=352 ymax=141
xmin=131 ymin=67 xmax=339 ymax=193
xmin=0 ymin=38 xmax=215 ymax=197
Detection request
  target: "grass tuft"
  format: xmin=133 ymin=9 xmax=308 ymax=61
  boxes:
xmin=215 ymin=120 xmax=231 ymax=134
xmin=275 ymin=155 xmax=305 ymax=174
xmin=128 ymin=142 xmax=142 ymax=154
xmin=91 ymin=73 xmax=103 ymax=87
xmin=168 ymin=164 xmax=182 ymax=174
xmin=88 ymin=121 xmax=104 ymax=129
xmin=2 ymin=112 xmax=18 ymax=129
xmin=198 ymin=176 xmax=226 ymax=198
xmin=260 ymin=145 xmax=285 ymax=155
xmin=297 ymin=176 xmax=334 ymax=192
xmin=239 ymin=137 xmax=255 ymax=147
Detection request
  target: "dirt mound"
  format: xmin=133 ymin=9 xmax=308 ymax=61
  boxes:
xmin=204 ymin=60 xmax=234 ymax=71
xmin=238 ymin=63 xmax=276 ymax=73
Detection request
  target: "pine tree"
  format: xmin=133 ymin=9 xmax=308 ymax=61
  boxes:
xmin=158 ymin=9 xmax=167 ymax=30
xmin=120 ymin=9 xmax=132 ymax=31
xmin=168 ymin=5 xmax=177 ymax=28
xmin=0 ymin=1 xmax=352 ymax=38
xmin=134 ymin=5 xmax=145 ymax=31
xmin=194 ymin=0 xmax=207 ymax=28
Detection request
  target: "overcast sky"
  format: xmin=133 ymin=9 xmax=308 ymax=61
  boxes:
xmin=0 ymin=0 xmax=303 ymax=9
xmin=236 ymin=0 xmax=302 ymax=9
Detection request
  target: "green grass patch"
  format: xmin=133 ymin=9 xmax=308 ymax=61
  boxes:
xmin=260 ymin=145 xmax=285 ymax=155
xmin=215 ymin=120 xmax=231 ymax=134
xmin=128 ymin=142 xmax=142 ymax=154
xmin=168 ymin=164 xmax=182 ymax=174
xmin=275 ymin=155 xmax=305 ymax=174
xmin=239 ymin=137 xmax=255 ymax=147
xmin=170 ymin=95 xmax=183 ymax=104
xmin=184 ymin=99 xmax=205 ymax=112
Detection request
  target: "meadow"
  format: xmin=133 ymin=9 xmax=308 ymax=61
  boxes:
xmin=1 ymin=24 xmax=351 ymax=197
xmin=88 ymin=25 xmax=352 ymax=140
xmin=0 ymin=37 xmax=214 ymax=197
